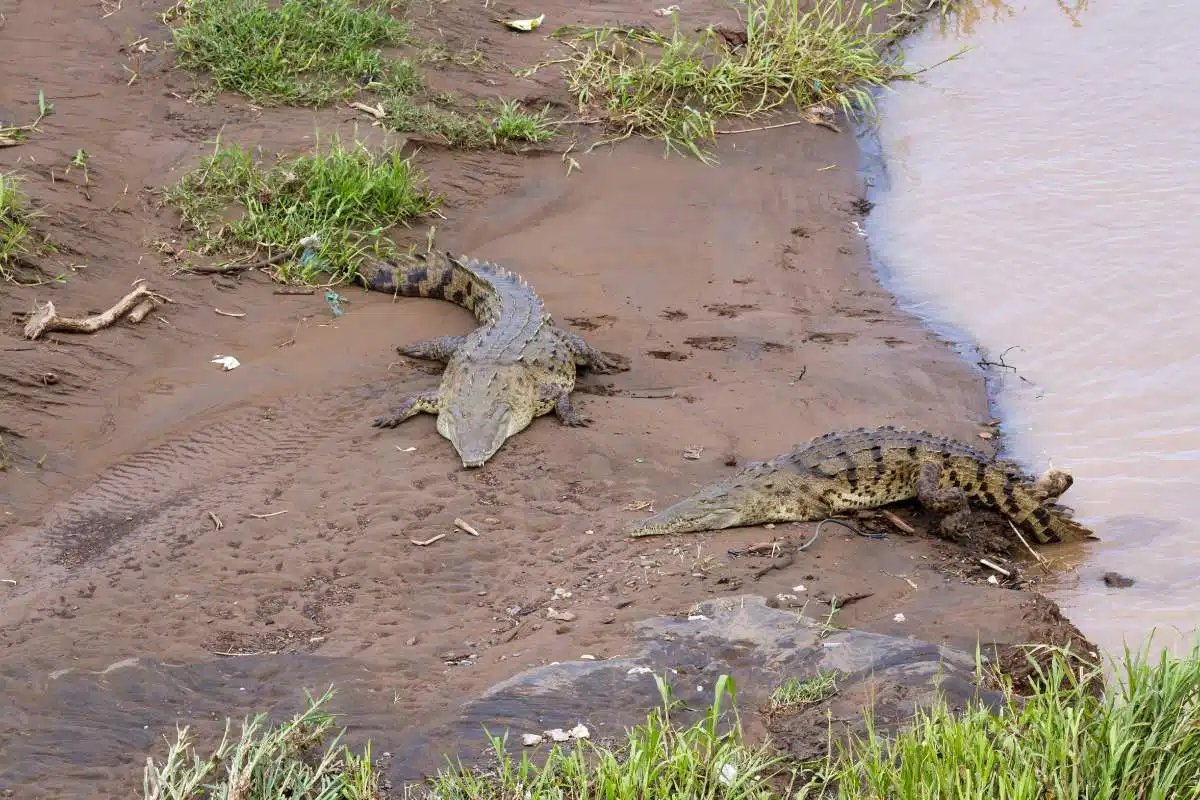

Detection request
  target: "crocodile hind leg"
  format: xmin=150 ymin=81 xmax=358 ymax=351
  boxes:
xmin=559 ymin=330 xmax=629 ymax=374
xmin=372 ymin=390 xmax=441 ymax=428
xmin=916 ymin=462 xmax=972 ymax=536
xmin=396 ymin=335 xmax=466 ymax=363
xmin=539 ymin=384 xmax=591 ymax=426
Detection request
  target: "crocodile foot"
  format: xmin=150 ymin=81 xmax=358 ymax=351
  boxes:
xmin=372 ymin=390 xmax=440 ymax=428
xmin=542 ymin=386 xmax=591 ymax=427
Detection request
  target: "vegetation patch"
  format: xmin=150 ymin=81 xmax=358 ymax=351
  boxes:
xmin=142 ymin=688 xmax=383 ymax=799
xmin=166 ymin=134 xmax=440 ymax=284
xmin=769 ymin=669 xmax=840 ymax=713
xmin=0 ymin=172 xmax=37 ymax=280
xmin=167 ymin=0 xmax=418 ymax=106
xmin=533 ymin=0 xmax=918 ymax=162
xmin=388 ymin=98 xmax=555 ymax=149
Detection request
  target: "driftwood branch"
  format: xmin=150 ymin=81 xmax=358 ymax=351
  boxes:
xmin=23 ymin=283 xmax=171 ymax=340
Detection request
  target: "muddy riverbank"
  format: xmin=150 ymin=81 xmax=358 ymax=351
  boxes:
xmin=1 ymin=0 xmax=1096 ymax=794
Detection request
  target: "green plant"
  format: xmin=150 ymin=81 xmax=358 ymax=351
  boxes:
xmin=485 ymin=99 xmax=554 ymax=145
xmin=770 ymin=670 xmax=840 ymax=712
xmin=537 ymin=0 xmax=923 ymax=162
xmin=168 ymin=0 xmax=419 ymax=105
xmin=166 ymin=133 xmax=440 ymax=284
xmin=142 ymin=687 xmax=383 ymax=799
xmin=0 ymin=172 xmax=35 ymax=280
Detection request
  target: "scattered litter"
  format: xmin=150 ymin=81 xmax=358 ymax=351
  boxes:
xmin=545 ymin=728 xmax=571 ymax=742
xmin=213 ymin=308 xmax=246 ymax=318
xmin=324 ymin=290 xmax=347 ymax=317
xmin=568 ymin=723 xmax=590 ymax=740
xmin=1 ymin=579 xmax=17 ymax=585
xmin=987 ymin=575 xmax=1000 ymax=585
xmin=654 ymin=4 xmax=680 ymax=14
xmin=792 ymin=584 xmax=807 ymax=592
xmin=851 ymin=220 xmax=867 ymax=238
xmin=211 ymin=355 xmax=240 ymax=371
xmin=634 ymin=456 xmax=645 ymax=463
xmin=978 ymin=430 xmax=995 ymax=440
xmin=686 ymin=614 xmax=709 ymax=621
xmin=717 ymin=761 xmax=738 ymax=786
xmin=682 ymin=445 xmax=703 ymax=460
xmin=580 ymin=654 xmax=596 ymax=660
xmin=552 ymin=587 xmax=573 ymax=600
xmin=454 ymin=517 xmax=481 ymax=536
xmin=892 ymin=613 xmax=906 ymax=623
xmin=546 ymin=608 xmax=577 ymax=622
xmin=501 ymin=13 xmax=544 ymax=30
xmin=627 ymin=666 xmax=653 ymax=675
xmin=395 ymin=445 xmax=417 ymax=452
xmin=979 ymin=558 xmax=1012 ymax=577
xmin=521 ymin=733 xmax=544 ymax=747
xmin=207 ymin=511 xmax=223 ymax=530
xmin=411 ymin=533 xmax=446 ymax=546
xmin=249 ymin=510 xmax=289 ymax=519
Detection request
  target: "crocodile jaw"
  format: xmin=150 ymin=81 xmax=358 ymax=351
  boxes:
xmin=626 ymin=497 xmax=747 ymax=536
xmin=437 ymin=398 xmax=534 ymax=468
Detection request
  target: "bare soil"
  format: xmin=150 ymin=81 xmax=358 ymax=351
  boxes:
xmin=0 ymin=0 xmax=1093 ymax=794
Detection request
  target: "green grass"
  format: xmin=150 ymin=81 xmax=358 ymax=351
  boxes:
xmin=387 ymin=98 xmax=554 ymax=149
xmin=423 ymin=674 xmax=794 ymax=799
xmin=139 ymin=643 xmax=1200 ymax=799
xmin=801 ymin=640 xmax=1200 ymax=799
xmin=167 ymin=0 xmax=419 ymax=106
xmin=534 ymin=0 xmax=920 ymax=162
xmin=769 ymin=670 xmax=841 ymax=713
xmin=142 ymin=687 xmax=383 ymax=799
xmin=0 ymin=172 xmax=35 ymax=280
xmin=166 ymin=134 xmax=440 ymax=284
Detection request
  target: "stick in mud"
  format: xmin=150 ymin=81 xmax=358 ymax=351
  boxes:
xmin=23 ymin=282 xmax=170 ymax=339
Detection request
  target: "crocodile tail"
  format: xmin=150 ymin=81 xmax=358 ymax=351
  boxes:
xmin=360 ymin=250 xmax=508 ymax=322
xmin=1005 ymin=480 xmax=1096 ymax=545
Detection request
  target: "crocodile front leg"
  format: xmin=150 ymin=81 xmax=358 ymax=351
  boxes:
xmin=539 ymin=384 xmax=591 ymax=426
xmin=396 ymin=335 xmax=467 ymax=363
xmin=559 ymin=330 xmax=629 ymax=374
xmin=372 ymin=390 xmax=441 ymax=428
xmin=916 ymin=462 xmax=972 ymax=536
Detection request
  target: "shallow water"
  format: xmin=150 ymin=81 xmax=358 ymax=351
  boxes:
xmin=865 ymin=0 xmax=1200 ymax=657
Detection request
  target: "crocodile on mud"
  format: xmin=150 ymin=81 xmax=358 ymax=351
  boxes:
xmin=626 ymin=426 xmax=1096 ymax=545
xmin=362 ymin=250 xmax=627 ymax=468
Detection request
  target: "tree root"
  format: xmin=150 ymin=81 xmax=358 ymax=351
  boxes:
xmin=23 ymin=282 xmax=172 ymax=340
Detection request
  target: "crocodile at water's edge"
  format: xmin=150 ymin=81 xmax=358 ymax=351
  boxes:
xmin=626 ymin=426 xmax=1096 ymax=545
xmin=363 ymin=250 xmax=627 ymax=467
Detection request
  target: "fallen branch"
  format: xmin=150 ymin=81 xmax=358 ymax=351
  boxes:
xmin=23 ymin=283 xmax=171 ymax=340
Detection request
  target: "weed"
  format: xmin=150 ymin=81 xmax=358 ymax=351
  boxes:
xmin=422 ymin=673 xmax=793 ymax=798
xmin=535 ymin=0 xmax=921 ymax=162
xmin=166 ymin=133 xmax=440 ymax=284
xmin=798 ymin=639 xmax=1200 ymax=799
xmin=0 ymin=173 xmax=35 ymax=280
xmin=168 ymin=0 xmax=419 ymax=106
xmin=770 ymin=670 xmax=840 ymax=712
xmin=141 ymin=687 xmax=383 ymax=799
xmin=487 ymin=100 xmax=553 ymax=145
xmin=386 ymin=97 xmax=554 ymax=149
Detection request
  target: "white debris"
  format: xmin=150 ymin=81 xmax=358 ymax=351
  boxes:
xmin=687 ymin=614 xmax=709 ymax=621
xmin=547 ymin=608 xmax=577 ymax=622
xmin=654 ymin=4 xmax=680 ymax=15
xmin=893 ymin=613 xmax=906 ymax=623
xmin=521 ymin=733 xmax=544 ymax=747
xmin=792 ymin=584 xmax=807 ymax=592
xmin=627 ymin=666 xmax=653 ymax=675
xmin=211 ymin=355 xmax=240 ymax=371
xmin=568 ymin=723 xmax=590 ymax=740
xmin=987 ymin=575 xmax=1000 ymax=585
xmin=717 ymin=760 xmax=738 ymax=786
xmin=580 ymin=654 xmax=596 ymax=660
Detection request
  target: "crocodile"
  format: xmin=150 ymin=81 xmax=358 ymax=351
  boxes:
xmin=626 ymin=426 xmax=1095 ymax=545
xmin=363 ymin=249 xmax=626 ymax=467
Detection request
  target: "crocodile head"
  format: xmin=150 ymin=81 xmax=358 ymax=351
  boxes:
xmin=436 ymin=385 xmax=536 ymax=468
xmin=625 ymin=478 xmax=762 ymax=536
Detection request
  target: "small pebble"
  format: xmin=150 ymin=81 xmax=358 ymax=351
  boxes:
xmin=521 ymin=733 xmax=543 ymax=747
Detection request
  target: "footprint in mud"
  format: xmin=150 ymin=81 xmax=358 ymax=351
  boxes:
xmin=805 ymin=332 xmax=855 ymax=345
xmin=659 ymin=308 xmax=689 ymax=321
xmin=684 ymin=336 xmax=738 ymax=351
xmin=647 ymin=350 xmax=690 ymax=361
xmin=704 ymin=303 xmax=758 ymax=318
xmin=684 ymin=336 xmax=795 ymax=357
xmin=565 ymin=315 xmax=616 ymax=331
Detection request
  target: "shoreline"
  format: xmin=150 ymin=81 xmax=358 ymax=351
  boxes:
xmin=0 ymin=0 xmax=1124 ymax=794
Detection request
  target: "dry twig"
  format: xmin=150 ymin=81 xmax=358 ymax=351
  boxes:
xmin=23 ymin=283 xmax=171 ymax=339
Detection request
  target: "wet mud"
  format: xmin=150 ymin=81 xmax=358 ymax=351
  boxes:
xmin=0 ymin=0 xmax=1095 ymax=795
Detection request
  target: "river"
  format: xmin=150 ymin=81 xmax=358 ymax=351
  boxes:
xmin=863 ymin=0 xmax=1199 ymax=657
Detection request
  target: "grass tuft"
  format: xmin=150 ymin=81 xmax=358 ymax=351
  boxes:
xmin=167 ymin=0 xmax=418 ymax=106
xmin=541 ymin=0 xmax=917 ymax=162
xmin=0 ymin=172 xmax=36 ymax=280
xmin=142 ymin=687 xmax=383 ymax=799
xmin=769 ymin=669 xmax=840 ymax=713
xmin=166 ymin=133 xmax=440 ymax=284
xmin=799 ymin=640 xmax=1200 ymax=799
xmin=387 ymin=98 xmax=555 ymax=149
xmin=423 ymin=674 xmax=792 ymax=798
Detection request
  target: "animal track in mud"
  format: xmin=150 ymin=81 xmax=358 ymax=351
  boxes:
xmin=684 ymin=336 xmax=737 ymax=351
xmin=659 ymin=308 xmax=689 ymax=321
xmin=565 ymin=314 xmax=615 ymax=331
xmin=705 ymin=303 xmax=758 ymax=318
xmin=647 ymin=350 xmax=689 ymax=361
xmin=36 ymin=398 xmax=346 ymax=567
xmin=805 ymin=332 xmax=855 ymax=345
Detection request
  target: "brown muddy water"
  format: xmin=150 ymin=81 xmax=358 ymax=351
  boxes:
xmin=863 ymin=0 xmax=1199 ymax=656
